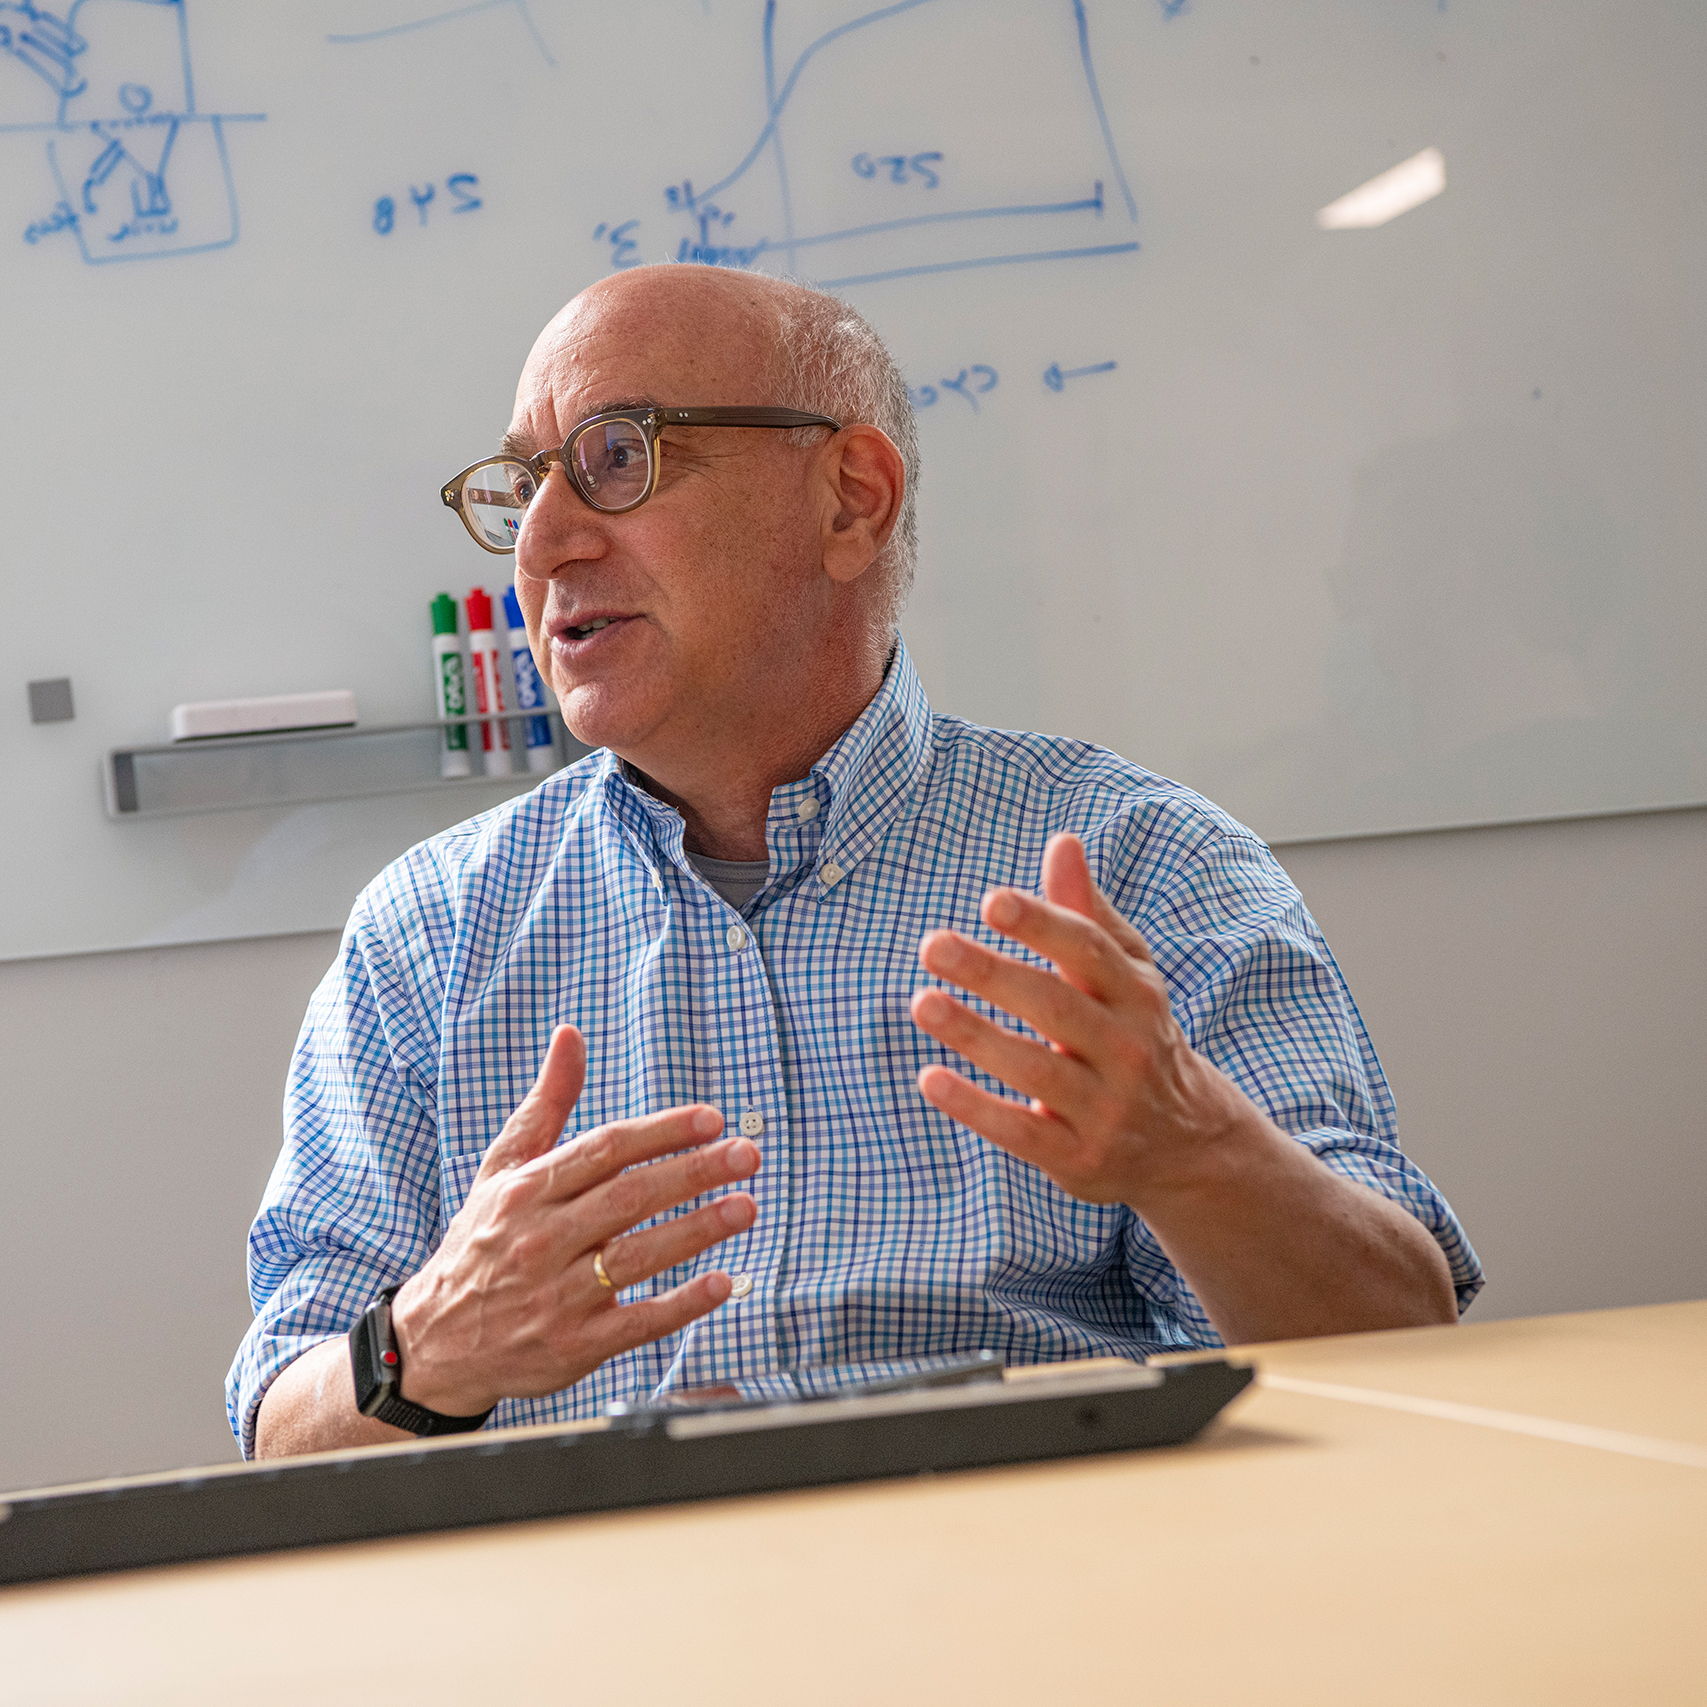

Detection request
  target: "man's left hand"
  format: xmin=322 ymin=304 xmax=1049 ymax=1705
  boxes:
xmin=908 ymin=832 xmax=1459 ymax=1342
xmin=908 ymin=832 xmax=1252 ymax=1207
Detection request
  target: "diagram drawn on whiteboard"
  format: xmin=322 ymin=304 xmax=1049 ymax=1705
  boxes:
xmin=325 ymin=0 xmax=556 ymax=64
xmin=595 ymin=0 xmax=1140 ymax=289
xmin=2 ymin=0 xmax=263 ymax=265
xmin=330 ymin=0 xmax=1141 ymax=290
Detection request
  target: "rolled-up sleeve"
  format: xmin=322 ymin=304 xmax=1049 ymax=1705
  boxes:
xmin=224 ymin=887 xmax=446 ymax=1458
xmin=1111 ymin=807 xmax=1483 ymax=1342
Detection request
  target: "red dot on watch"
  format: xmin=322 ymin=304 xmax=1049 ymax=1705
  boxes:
xmin=381 ymin=1350 xmax=398 ymax=1366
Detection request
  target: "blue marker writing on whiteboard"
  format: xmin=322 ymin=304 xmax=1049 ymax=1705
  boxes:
xmin=504 ymin=588 xmax=557 ymax=774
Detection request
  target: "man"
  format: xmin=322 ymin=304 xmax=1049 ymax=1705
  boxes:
xmin=231 ymin=265 xmax=1479 ymax=1458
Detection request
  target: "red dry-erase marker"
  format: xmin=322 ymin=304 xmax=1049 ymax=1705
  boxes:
xmin=465 ymin=588 xmax=514 ymax=778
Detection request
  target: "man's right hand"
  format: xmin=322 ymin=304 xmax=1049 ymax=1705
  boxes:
xmin=387 ymin=1023 xmax=759 ymax=1417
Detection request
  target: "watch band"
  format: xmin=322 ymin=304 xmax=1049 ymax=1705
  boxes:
xmin=349 ymin=1285 xmax=494 ymax=1438
xmin=367 ymin=1387 xmax=492 ymax=1438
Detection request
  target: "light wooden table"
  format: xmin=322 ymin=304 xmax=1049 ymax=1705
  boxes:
xmin=3 ymin=1300 xmax=1703 ymax=1706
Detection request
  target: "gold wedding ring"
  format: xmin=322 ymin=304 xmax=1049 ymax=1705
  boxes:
xmin=592 ymin=1248 xmax=616 ymax=1291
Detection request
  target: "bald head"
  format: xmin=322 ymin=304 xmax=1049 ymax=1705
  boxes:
xmin=518 ymin=266 xmax=919 ymax=628
xmin=524 ymin=267 xmax=790 ymax=410
xmin=504 ymin=265 xmax=914 ymax=843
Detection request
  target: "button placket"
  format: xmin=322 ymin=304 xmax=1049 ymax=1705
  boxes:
xmin=678 ymin=894 xmax=785 ymax=1378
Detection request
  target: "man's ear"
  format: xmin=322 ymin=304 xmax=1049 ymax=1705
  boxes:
xmin=818 ymin=425 xmax=905 ymax=585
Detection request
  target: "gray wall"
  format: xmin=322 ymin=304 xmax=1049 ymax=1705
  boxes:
xmin=1275 ymin=806 xmax=1706 ymax=1324
xmin=2 ymin=806 xmax=1703 ymax=1493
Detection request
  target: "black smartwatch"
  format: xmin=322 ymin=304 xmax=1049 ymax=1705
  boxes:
xmin=348 ymin=1285 xmax=494 ymax=1437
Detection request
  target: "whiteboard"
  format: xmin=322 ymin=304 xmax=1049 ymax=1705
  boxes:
xmin=4 ymin=0 xmax=1704 ymax=960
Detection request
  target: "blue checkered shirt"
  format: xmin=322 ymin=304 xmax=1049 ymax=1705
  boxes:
xmin=228 ymin=641 xmax=1481 ymax=1455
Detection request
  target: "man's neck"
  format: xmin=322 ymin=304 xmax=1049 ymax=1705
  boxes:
xmin=623 ymin=636 xmax=892 ymax=861
xmin=653 ymin=774 xmax=786 ymax=862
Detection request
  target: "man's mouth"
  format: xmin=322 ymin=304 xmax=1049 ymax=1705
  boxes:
xmin=552 ymin=612 xmax=637 ymax=654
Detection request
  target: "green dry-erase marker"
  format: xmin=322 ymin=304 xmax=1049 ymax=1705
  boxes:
xmin=431 ymin=593 xmax=472 ymax=778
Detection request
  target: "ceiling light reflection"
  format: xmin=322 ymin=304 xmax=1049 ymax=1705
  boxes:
xmin=1316 ymin=147 xmax=1446 ymax=230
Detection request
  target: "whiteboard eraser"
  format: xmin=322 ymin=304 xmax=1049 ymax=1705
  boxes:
xmin=169 ymin=690 xmax=358 ymax=742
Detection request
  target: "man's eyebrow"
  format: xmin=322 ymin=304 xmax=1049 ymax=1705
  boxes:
xmin=499 ymin=399 xmax=661 ymax=459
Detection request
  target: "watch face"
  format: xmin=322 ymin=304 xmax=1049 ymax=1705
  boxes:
xmin=350 ymin=1299 xmax=397 ymax=1418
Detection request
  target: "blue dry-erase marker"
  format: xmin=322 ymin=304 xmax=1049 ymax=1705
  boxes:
xmin=504 ymin=588 xmax=557 ymax=774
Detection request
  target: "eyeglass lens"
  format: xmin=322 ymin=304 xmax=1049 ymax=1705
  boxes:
xmin=460 ymin=461 xmax=537 ymax=551
xmin=570 ymin=418 xmax=651 ymax=510
xmin=455 ymin=417 xmax=658 ymax=548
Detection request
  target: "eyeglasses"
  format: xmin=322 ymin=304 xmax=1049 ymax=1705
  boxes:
xmin=440 ymin=405 xmax=842 ymax=554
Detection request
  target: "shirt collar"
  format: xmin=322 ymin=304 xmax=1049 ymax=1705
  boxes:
xmin=801 ymin=636 xmax=933 ymax=888
xmin=594 ymin=636 xmax=935 ymax=891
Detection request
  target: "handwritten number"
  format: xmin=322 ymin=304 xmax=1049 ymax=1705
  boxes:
xmin=941 ymin=370 xmax=979 ymax=411
xmin=371 ymin=176 xmax=481 ymax=235
xmin=909 ymin=152 xmax=942 ymax=189
xmin=594 ymin=218 xmax=641 ymax=268
xmin=909 ymin=365 xmax=998 ymax=414
xmin=852 ymin=151 xmax=943 ymax=188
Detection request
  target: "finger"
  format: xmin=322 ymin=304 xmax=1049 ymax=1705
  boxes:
xmin=582 ymin=1271 xmax=737 ymax=1366
xmin=975 ymin=885 xmax=1160 ymax=1007
xmin=916 ymin=1064 xmax=1076 ymax=1175
xmin=521 ymin=1103 xmax=726 ymax=1203
xmin=568 ymin=1133 xmax=762 ymax=1250
xmin=918 ymin=926 xmax=1120 ymax=1054
xmin=1040 ymin=833 xmax=1157 ymax=965
xmin=476 ymin=1026 xmax=587 ymax=1182
xmin=595 ymin=1192 xmax=758 ymax=1294
xmin=910 ymin=986 xmax=1093 ymax=1109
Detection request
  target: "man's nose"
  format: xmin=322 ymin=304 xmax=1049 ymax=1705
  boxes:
xmin=516 ymin=462 xmax=607 ymax=580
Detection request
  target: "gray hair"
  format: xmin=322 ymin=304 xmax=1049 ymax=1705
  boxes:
xmin=769 ymin=284 xmax=920 ymax=632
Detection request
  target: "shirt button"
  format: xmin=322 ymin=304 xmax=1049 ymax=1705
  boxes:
xmin=739 ymin=1110 xmax=765 ymax=1137
xmin=796 ymin=796 xmax=820 ymax=821
xmin=819 ymin=862 xmax=844 ymax=888
xmin=725 ymin=924 xmax=746 ymax=950
xmin=729 ymin=1272 xmax=753 ymax=1301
